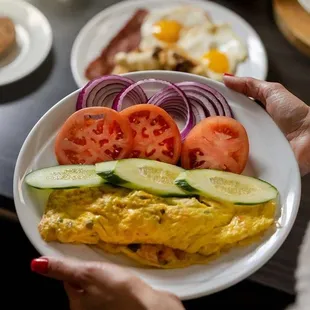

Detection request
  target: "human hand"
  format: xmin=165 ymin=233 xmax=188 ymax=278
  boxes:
xmin=31 ymin=257 xmax=184 ymax=310
xmin=223 ymin=75 xmax=310 ymax=176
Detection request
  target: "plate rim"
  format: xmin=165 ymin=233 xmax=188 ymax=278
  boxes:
xmin=13 ymin=71 xmax=300 ymax=300
xmin=0 ymin=0 xmax=53 ymax=86
xmin=70 ymin=0 xmax=268 ymax=88
xmin=298 ymin=0 xmax=310 ymax=13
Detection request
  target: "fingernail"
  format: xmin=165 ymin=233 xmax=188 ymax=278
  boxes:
xmin=224 ymin=73 xmax=234 ymax=77
xmin=31 ymin=258 xmax=49 ymax=274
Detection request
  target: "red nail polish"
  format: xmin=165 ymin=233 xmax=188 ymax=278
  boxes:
xmin=31 ymin=258 xmax=49 ymax=274
xmin=224 ymin=73 xmax=234 ymax=76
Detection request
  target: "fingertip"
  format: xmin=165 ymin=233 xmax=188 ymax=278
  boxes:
xmin=31 ymin=257 xmax=49 ymax=274
xmin=223 ymin=74 xmax=238 ymax=88
xmin=223 ymin=73 xmax=238 ymax=84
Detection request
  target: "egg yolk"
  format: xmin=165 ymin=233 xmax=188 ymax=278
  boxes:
xmin=203 ymin=49 xmax=229 ymax=73
xmin=152 ymin=20 xmax=182 ymax=43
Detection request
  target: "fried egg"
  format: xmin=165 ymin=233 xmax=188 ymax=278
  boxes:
xmin=138 ymin=6 xmax=248 ymax=81
xmin=139 ymin=6 xmax=213 ymax=50
xmin=178 ymin=23 xmax=248 ymax=80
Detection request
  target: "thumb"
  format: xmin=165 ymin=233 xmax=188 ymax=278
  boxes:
xmin=31 ymin=256 xmax=84 ymax=285
xmin=223 ymin=75 xmax=283 ymax=106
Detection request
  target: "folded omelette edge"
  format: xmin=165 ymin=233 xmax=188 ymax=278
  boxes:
xmin=38 ymin=185 xmax=276 ymax=268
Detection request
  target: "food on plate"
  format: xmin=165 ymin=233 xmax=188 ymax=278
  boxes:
xmin=120 ymin=104 xmax=182 ymax=164
xmin=96 ymin=158 xmax=187 ymax=196
xmin=54 ymin=107 xmax=134 ymax=165
xmin=97 ymin=242 xmax=213 ymax=269
xmin=175 ymin=169 xmax=278 ymax=205
xmin=0 ymin=17 xmax=16 ymax=58
xmin=36 ymin=164 xmax=277 ymax=268
xmin=76 ymin=75 xmax=234 ymax=141
xmin=25 ymin=75 xmax=279 ymax=269
xmin=58 ymin=75 xmax=241 ymax=167
xmin=181 ymin=116 xmax=249 ymax=173
xmin=176 ymin=23 xmax=248 ymax=81
xmin=85 ymin=6 xmax=248 ymax=82
xmin=85 ymin=9 xmax=148 ymax=81
xmin=24 ymin=165 xmax=105 ymax=189
xmin=76 ymin=75 xmax=142 ymax=110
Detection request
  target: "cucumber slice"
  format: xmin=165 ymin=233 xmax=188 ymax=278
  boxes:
xmin=25 ymin=165 xmax=105 ymax=189
xmin=174 ymin=169 xmax=278 ymax=205
xmin=96 ymin=159 xmax=187 ymax=196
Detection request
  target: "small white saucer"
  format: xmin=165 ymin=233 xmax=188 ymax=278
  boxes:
xmin=0 ymin=0 xmax=52 ymax=86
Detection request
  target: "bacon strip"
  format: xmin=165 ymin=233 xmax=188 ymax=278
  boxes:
xmin=85 ymin=9 xmax=148 ymax=81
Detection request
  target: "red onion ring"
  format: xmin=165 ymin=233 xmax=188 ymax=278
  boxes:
xmin=147 ymin=80 xmax=194 ymax=140
xmin=177 ymin=82 xmax=233 ymax=118
xmin=112 ymin=80 xmax=149 ymax=111
xmin=76 ymin=75 xmax=136 ymax=110
xmin=76 ymin=76 xmax=234 ymax=141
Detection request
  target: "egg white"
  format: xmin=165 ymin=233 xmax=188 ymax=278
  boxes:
xmin=139 ymin=6 xmax=213 ymax=50
xmin=178 ymin=23 xmax=248 ymax=79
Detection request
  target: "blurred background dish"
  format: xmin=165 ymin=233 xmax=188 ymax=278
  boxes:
xmin=0 ymin=16 xmax=16 ymax=58
xmin=71 ymin=0 xmax=268 ymax=88
xmin=0 ymin=0 xmax=52 ymax=86
xmin=298 ymin=0 xmax=310 ymax=12
xmin=273 ymin=0 xmax=310 ymax=57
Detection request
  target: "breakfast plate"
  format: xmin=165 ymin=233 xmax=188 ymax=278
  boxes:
xmin=14 ymin=71 xmax=300 ymax=300
xmin=0 ymin=0 xmax=52 ymax=86
xmin=70 ymin=0 xmax=268 ymax=88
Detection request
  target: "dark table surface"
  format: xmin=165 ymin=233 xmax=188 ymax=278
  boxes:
xmin=1 ymin=0 xmax=310 ymax=297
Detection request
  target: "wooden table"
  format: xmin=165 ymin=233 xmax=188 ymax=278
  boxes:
xmin=1 ymin=0 xmax=310 ymax=295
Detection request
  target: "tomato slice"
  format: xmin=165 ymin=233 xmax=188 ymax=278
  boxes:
xmin=120 ymin=104 xmax=182 ymax=164
xmin=55 ymin=107 xmax=133 ymax=165
xmin=181 ymin=116 xmax=249 ymax=174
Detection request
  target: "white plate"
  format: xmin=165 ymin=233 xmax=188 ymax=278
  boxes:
xmin=13 ymin=71 xmax=300 ymax=300
xmin=0 ymin=0 xmax=52 ymax=86
xmin=70 ymin=0 xmax=268 ymax=88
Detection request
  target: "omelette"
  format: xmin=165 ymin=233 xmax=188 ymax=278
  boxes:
xmin=38 ymin=184 xmax=276 ymax=269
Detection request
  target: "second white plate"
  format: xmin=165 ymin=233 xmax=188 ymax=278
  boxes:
xmin=0 ymin=0 xmax=52 ymax=86
xmin=70 ymin=0 xmax=268 ymax=88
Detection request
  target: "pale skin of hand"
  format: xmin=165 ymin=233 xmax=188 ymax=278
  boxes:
xmin=31 ymin=257 xmax=185 ymax=310
xmin=223 ymin=75 xmax=310 ymax=176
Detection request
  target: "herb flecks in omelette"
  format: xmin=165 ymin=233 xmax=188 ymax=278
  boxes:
xmin=38 ymin=186 xmax=276 ymax=269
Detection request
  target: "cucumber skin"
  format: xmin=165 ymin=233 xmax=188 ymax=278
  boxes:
xmin=97 ymin=170 xmax=127 ymax=185
xmin=99 ymin=172 xmax=190 ymax=197
xmin=174 ymin=179 xmax=197 ymax=193
xmin=26 ymin=183 xmax=103 ymax=190
xmin=233 ymin=195 xmax=278 ymax=206
xmin=29 ymin=185 xmax=71 ymax=190
xmin=97 ymin=161 xmax=190 ymax=197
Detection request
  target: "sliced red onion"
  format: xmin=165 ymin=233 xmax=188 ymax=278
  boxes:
xmin=190 ymin=98 xmax=210 ymax=123
xmin=76 ymin=76 xmax=234 ymax=141
xmin=147 ymin=80 xmax=194 ymax=140
xmin=76 ymin=75 xmax=136 ymax=110
xmin=185 ymin=92 xmax=217 ymax=117
xmin=177 ymin=82 xmax=233 ymax=118
xmin=112 ymin=80 xmax=149 ymax=111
